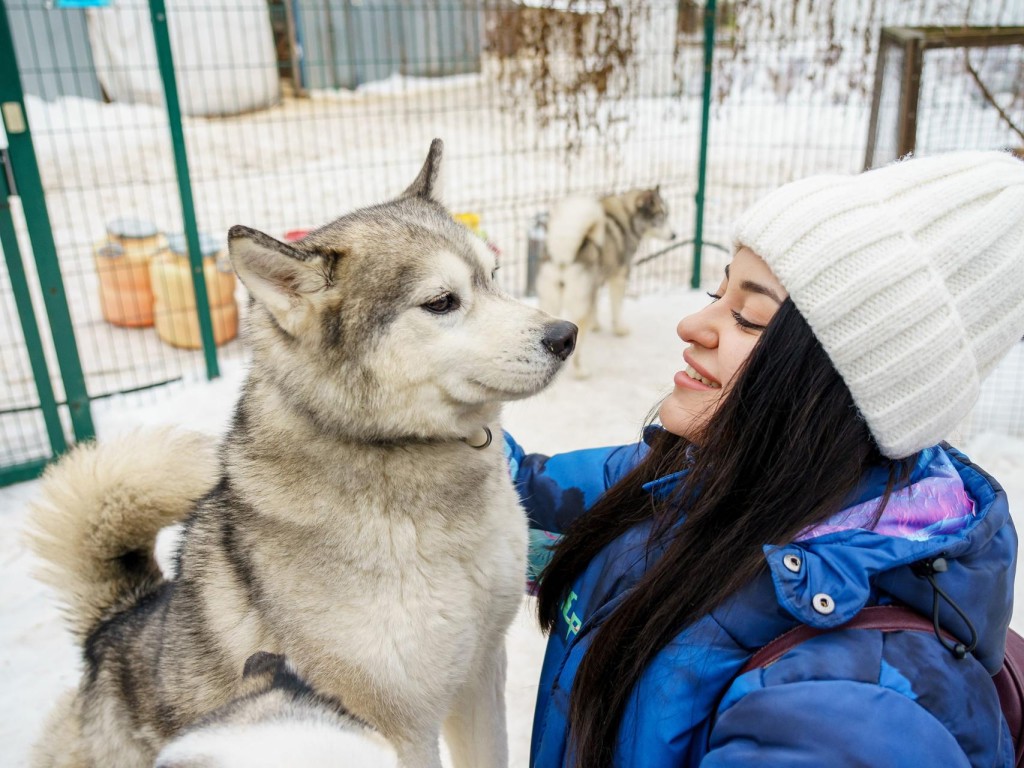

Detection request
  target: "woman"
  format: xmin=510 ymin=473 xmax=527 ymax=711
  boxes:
xmin=507 ymin=150 xmax=1024 ymax=767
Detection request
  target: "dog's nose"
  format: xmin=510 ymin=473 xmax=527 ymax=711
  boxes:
xmin=670 ymin=231 xmax=678 ymax=240
xmin=542 ymin=321 xmax=578 ymax=361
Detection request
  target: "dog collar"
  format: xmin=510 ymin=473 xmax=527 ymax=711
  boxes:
xmin=462 ymin=426 xmax=493 ymax=450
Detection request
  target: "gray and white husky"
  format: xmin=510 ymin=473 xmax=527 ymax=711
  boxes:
xmin=26 ymin=139 xmax=576 ymax=768
xmin=536 ymin=188 xmax=675 ymax=378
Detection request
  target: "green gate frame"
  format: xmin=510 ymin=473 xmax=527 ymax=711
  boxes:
xmin=0 ymin=151 xmax=68 ymax=484
xmin=0 ymin=0 xmax=94 ymax=486
xmin=0 ymin=0 xmax=227 ymax=486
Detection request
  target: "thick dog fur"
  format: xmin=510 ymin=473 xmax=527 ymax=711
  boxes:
xmin=26 ymin=139 xmax=576 ymax=768
xmin=536 ymin=188 xmax=674 ymax=378
xmin=155 ymin=652 xmax=397 ymax=768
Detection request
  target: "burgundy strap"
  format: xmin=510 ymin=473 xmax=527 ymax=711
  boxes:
xmin=997 ymin=628 xmax=1024 ymax=766
xmin=741 ymin=605 xmax=954 ymax=675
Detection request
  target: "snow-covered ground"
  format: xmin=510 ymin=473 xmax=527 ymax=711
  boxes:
xmin=1 ymin=286 xmax=1023 ymax=767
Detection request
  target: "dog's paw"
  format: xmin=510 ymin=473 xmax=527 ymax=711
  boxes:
xmin=613 ymin=324 xmax=631 ymax=337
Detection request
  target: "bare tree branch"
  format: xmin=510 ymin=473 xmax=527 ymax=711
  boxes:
xmin=964 ymin=54 xmax=1024 ymax=146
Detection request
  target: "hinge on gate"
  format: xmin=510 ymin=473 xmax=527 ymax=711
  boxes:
xmin=0 ymin=148 xmax=16 ymax=199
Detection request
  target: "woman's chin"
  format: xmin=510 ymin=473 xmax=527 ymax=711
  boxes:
xmin=662 ymin=384 xmax=725 ymax=440
xmin=658 ymin=398 xmax=698 ymax=441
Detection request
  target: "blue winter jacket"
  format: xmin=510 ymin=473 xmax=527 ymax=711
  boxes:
xmin=506 ymin=427 xmax=1017 ymax=767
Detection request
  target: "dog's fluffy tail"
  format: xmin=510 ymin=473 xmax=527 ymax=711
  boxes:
xmin=25 ymin=428 xmax=219 ymax=641
xmin=545 ymin=196 xmax=606 ymax=265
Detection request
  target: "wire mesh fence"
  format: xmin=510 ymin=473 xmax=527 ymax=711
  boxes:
xmin=2 ymin=0 xmax=1023 ymax=480
xmin=695 ymin=1 xmax=1024 ymax=281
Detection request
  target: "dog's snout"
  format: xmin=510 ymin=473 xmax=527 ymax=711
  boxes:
xmin=542 ymin=321 xmax=578 ymax=361
xmin=670 ymin=231 xmax=678 ymax=240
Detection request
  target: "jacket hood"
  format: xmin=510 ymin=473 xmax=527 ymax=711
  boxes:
xmin=759 ymin=444 xmax=1016 ymax=672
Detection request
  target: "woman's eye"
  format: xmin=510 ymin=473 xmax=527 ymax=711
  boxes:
xmin=422 ymin=293 xmax=460 ymax=314
xmin=491 ymin=266 xmax=500 ymax=280
xmin=706 ymin=291 xmax=721 ymax=302
xmin=731 ymin=310 xmax=766 ymax=332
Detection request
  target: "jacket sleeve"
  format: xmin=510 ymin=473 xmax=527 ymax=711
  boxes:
xmin=502 ymin=430 xmax=648 ymax=534
xmin=700 ymin=678 xmax=973 ymax=767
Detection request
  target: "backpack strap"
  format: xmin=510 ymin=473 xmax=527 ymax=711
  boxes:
xmin=740 ymin=605 xmax=1023 ymax=766
xmin=741 ymin=605 xmax=948 ymax=674
xmin=998 ymin=628 xmax=1024 ymax=766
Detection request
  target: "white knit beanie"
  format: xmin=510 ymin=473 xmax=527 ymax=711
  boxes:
xmin=732 ymin=150 xmax=1024 ymax=459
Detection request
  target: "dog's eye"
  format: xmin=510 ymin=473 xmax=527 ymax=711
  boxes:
xmin=422 ymin=293 xmax=460 ymax=314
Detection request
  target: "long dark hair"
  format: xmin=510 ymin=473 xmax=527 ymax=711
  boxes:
xmin=537 ymin=298 xmax=913 ymax=767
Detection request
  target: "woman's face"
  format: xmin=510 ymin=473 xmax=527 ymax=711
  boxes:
xmin=659 ymin=247 xmax=788 ymax=442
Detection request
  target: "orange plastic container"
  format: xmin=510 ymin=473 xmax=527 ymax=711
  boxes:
xmin=150 ymin=232 xmax=238 ymax=349
xmin=94 ymin=218 xmax=164 ymax=327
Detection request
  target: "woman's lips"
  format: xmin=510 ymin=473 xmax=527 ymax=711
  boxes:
xmin=674 ymin=368 xmax=714 ymax=391
xmin=679 ymin=350 xmax=720 ymax=390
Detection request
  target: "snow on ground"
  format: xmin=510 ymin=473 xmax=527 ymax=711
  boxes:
xmin=1 ymin=285 xmax=1023 ymax=766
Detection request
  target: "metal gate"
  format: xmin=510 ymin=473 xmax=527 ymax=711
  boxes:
xmin=0 ymin=4 xmax=94 ymax=484
xmin=0 ymin=0 xmax=224 ymax=485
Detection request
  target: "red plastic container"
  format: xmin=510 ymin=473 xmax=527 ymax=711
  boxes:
xmin=283 ymin=229 xmax=312 ymax=243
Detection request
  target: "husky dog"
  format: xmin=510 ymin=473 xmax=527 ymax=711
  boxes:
xmin=27 ymin=139 xmax=576 ymax=768
xmin=155 ymin=652 xmax=397 ymax=768
xmin=536 ymin=188 xmax=675 ymax=378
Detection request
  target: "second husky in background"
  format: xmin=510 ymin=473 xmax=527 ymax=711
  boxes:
xmin=537 ymin=188 xmax=675 ymax=378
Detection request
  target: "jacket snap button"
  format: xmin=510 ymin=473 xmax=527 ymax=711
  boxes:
xmin=812 ymin=593 xmax=835 ymax=615
xmin=783 ymin=554 xmax=802 ymax=572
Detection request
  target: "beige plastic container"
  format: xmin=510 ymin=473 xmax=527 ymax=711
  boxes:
xmin=150 ymin=232 xmax=238 ymax=349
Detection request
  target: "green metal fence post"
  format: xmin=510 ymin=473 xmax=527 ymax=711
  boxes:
xmin=0 ymin=145 xmax=68 ymax=486
xmin=0 ymin=0 xmax=94 ymax=443
xmin=691 ymin=0 xmax=716 ymax=289
xmin=0 ymin=150 xmax=67 ymax=461
xmin=148 ymin=0 xmax=220 ymax=380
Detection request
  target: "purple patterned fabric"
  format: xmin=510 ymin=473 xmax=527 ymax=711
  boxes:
xmin=800 ymin=451 xmax=976 ymax=542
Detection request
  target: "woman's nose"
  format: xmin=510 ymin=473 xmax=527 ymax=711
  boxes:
xmin=677 ymin=306 xmax=718 ymax=349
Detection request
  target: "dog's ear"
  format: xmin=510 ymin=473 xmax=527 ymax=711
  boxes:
xmin=228 ymin=225 xmax=336 ymax=335
xmin=237 ymin=651 xmax=292 ymax=697
xmin=242 ymin=651 xmax=288 ymax=681
xmin=638 ymin=189 xmax=656 ymax=212
xmin=401 ymin=138 xmax=445 ymax=203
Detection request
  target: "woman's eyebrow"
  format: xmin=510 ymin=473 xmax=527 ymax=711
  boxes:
xmin=724 ymin=264 xmax=783 ymax=304
xmin=740 ymin=280 xmax=784 ymax=304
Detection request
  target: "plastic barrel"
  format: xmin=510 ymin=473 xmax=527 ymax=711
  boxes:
xmin=150 ymin=232 xmax=238 ymax=349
